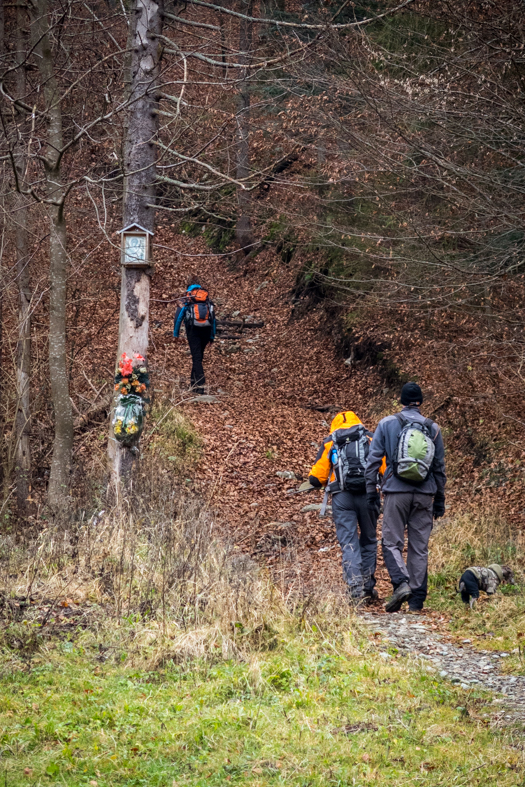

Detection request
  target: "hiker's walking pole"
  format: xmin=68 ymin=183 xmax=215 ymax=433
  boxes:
xmin=319 ymin=484 xmax=330 ymax=518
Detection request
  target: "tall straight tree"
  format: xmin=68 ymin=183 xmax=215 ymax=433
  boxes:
xmin=30 ymin=0 xmax=73 ymax=512
xmin=109 ymin=0 xmax=163 ymax=486
xmin=14 ymin=1 xmax=32 ymax=518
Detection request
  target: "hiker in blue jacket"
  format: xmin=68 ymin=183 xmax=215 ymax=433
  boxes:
xmin=174 ymin=278 xmax=216 ymax=394
xmin=365 ymin=383 xmax=446 ymax=613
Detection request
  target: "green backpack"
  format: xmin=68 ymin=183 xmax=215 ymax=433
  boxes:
xmin=393 ymin=413 xmax=436 ymax=484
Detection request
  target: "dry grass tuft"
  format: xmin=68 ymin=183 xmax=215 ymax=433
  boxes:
xmin=0 ymin=458 xmax=361 ymax=669
xmin=430 ymin=510 xmax=525 ymax=578
xmin=429 ymin=508 xmax=525 ymax=652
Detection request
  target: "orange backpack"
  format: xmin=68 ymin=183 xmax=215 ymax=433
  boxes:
xmin=185 ymin=288 xmax=215 ymax=328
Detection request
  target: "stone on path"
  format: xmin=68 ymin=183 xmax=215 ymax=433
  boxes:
xmin=297 ymin=481 xmax=316 ymax=493
xmin=301 ymin=503 xmax=332 ymax=513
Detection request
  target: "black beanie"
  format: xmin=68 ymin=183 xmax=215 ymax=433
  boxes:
xmin=400 ymin=382 xmax=423 ymax=406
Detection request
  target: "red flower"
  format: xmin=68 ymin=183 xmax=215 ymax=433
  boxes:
xmin=119 ymin=355 xmax=133 ymax=376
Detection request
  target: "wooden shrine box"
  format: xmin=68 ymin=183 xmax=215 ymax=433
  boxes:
xmin=119 ymin=223 xmax=153 ymax=268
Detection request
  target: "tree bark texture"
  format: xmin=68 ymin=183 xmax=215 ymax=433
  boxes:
xmin=0 ymin=0 xmax=4 ymax=393
xmin=31 ymin=0 xmax=73 ymax=512
xmin=15 ymin=194 xmax=32 ymax=516
xmin=235 ymin=0 xmax=255 ymax=254
xmin=109 ymin=0 xmax=162 ymax=487
xmin=14 ymin=3 xmax=32 ymax=519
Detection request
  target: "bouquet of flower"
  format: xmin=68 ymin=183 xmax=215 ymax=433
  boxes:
xmin=112 ymin=353 xmax=150 ymax=445
xmin=114 ymin=353 xmax=150 ymax=398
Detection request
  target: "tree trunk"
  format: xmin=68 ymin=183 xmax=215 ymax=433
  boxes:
xmin=121 ymin=17 xmax=135 ymax=210
xmin=15 ymin=198 xmax=32 ymax=517
xmin=15 ymin=3 xmax=32 ymax=519
xmin=0 ymin=0 xmax=4 ymax=492
xmin=235 ymin=0 xmax=255 ymax=254
xmin=31 ymin=0 xmax=73 ymax=513
xmin=0 ymin=0 xmax=5 ymax=388
xmin=47 ymin=202 xmax=72 ymax=511
xmin=109 ymin=0 xmax=162 ymax=489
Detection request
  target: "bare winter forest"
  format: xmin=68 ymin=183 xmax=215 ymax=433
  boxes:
xmin=2 ymin=2 xmax=525 ymax=784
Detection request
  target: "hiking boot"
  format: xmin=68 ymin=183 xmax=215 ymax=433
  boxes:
xmin=385 ymin=582 xmax=412 ymax=613
xmin=363 ymin=588 xmax=379 ymax=604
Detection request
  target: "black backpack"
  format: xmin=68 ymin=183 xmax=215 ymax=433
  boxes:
xmin=330 ymin=425 xmax=372 ymax=494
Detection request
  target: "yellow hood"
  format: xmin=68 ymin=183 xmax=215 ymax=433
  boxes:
xmin=330 ymin=411 xmax=363 ymax=433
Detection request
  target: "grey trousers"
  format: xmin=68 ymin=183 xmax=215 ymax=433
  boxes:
xmin=382 ymin=491 xmax=433 ymax=609
xmin=331 ymin=491 xmax=378 ymax=596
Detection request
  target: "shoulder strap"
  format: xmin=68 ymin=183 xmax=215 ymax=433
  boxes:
xmin=394 ymin=412 xmax=409 ymax=427
xmin=423 ymin=417 xmax=438 ymax=441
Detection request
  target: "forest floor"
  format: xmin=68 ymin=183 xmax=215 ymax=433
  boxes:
xmin=149 ymin=232 xmax=401 ymax=599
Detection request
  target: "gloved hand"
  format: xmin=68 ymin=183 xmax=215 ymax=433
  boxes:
xmin=433 ymin=491 xmax=445 ymax=519
xmin=366 ymin=491 xmax=381 ymax=516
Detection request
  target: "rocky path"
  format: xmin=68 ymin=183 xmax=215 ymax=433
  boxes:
xmin=362 ymin=612 xmax=525 ymax=725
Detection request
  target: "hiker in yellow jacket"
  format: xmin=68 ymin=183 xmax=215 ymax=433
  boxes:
xmin=309 ymin=411 xmax=385 ymax=603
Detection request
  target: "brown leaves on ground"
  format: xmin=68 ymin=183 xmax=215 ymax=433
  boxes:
xmin=147 ymin=233 xmax=393 ymax=595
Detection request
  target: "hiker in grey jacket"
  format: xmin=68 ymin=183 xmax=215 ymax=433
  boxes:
xmin=365 ymin=382 xmax=446 ymax=613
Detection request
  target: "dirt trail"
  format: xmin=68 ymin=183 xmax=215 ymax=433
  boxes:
xmin=150 ymin=234 xmax=390 ymax=594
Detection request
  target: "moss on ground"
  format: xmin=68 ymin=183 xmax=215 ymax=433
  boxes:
xmin=147 ymin=404 xmax=202 ymax=470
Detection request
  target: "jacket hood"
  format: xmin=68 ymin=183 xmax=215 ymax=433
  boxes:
xmin=330 ymin=411 xmax=363 ymax=433
xmin=488 ymin=564 xmax=504 ymax=582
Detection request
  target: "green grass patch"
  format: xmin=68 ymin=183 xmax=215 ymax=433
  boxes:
xmin=0 ymin=622 xmax=523 ymax=785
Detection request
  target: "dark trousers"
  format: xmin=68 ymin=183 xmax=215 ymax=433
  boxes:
xmin=186 ymin=326 xmax=212 ymax=390
xmin=331 ymin=490 xmax=378 ymax=596
xmin=382 ymin=491 xmax=433 ymax=609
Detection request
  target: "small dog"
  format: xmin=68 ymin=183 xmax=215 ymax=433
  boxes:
xmin=459 ymin=563 xmax=514 ymax=608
